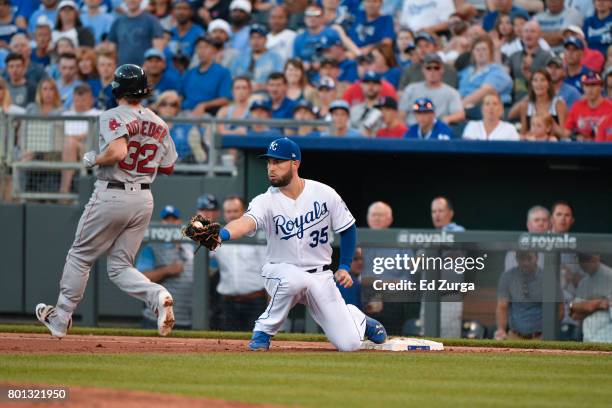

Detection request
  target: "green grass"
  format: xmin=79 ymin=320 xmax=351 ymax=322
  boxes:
xmin=2 ymin=352 xmax=612 ymax=407
xmin=3 ymin=323 xmax=612 ymax=352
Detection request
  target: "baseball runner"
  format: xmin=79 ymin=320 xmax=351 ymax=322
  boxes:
xmin=185 ymin=137 xmax=387 ymax=351
xmin=36 ymin=64 xmax=178 ymax=338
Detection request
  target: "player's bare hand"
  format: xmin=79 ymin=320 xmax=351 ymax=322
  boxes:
xmin=334 ymin=269 xmax=353 ymax=288
xmin=165 ymin=262 xmax=183 ymax=276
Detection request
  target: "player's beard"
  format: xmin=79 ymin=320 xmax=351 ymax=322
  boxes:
xmin=269 ymin=169 xmax=293 ymax=187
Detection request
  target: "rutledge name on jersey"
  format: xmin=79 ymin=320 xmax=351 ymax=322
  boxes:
xmin=372 ymin=279 xmax=476 ymax=293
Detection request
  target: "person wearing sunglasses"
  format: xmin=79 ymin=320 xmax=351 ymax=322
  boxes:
xmin=400 ymin=53 xmax=464 ymax=127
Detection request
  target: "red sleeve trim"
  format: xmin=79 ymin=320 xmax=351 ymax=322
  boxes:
xmin=158 ymin=165 xmax=174 ymax=175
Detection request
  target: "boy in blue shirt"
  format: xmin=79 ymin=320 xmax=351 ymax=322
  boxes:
xmin=405 ymin=98 xmax=454 ymax=140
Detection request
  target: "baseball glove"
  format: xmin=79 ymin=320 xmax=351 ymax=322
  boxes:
xmin=181 ymin=214 xmax=222 ymax=252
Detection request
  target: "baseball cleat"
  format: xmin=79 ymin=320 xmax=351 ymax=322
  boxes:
xmin=248 ymin=331 xmax=271 ymax=351
xmin=35 ymin=303 xmax=72 ymax=339
xmin=364 ymin=316 xmax=387 ymax=344
xmin=156 ymin=293 xmax=175 ymax=336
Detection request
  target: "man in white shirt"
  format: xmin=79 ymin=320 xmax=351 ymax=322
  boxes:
xmin=266 ymin=5 xmax=296 ymax=64
xmin=399 ymin=0 xmax=456 ymax=33
xmin=213 ymin=195 xmax=267 ymax=331
xmin=60 ymin=83 xmax=102 ymax=195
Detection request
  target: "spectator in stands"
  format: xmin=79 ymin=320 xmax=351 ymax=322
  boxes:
xmin=524 ymin=114 xmax=559 ymax=141
xmin=108 ymin=0 xmax=164 ymax=65
xmin=31 ymin=17 xmax=53 ymax=67
xmin=405 ymin=98 xmax=455 ymax=140
xmin=25 ymin=78 xmax=63 ymax=116
xmin=197 ymin=193 xmax=220 ymax=221
xmin=514 ymin=69 xmax=567 ymax=138
xmin=374 ymin=96 xmax=406 ymax=138
xmin=367 ymin=201 xmax=393 ymax=229
xmin=207 ymin=19 xmax=238 ymax=70
xmin=399 ymin=32 xmax=458 ymax=90
xmin=583 ymin=0 xmax=612 ymax=56
xmin=266 ymin=71 xmax=295 ymax=119
xmin=80 ymin=0 xmax=115 ymax=44
xmin=248 ymin=98 xmax=281 ymax=135
xmin=495 ymin=251 xmax=563 ymax=340
xmin=92 ymin=49 xmax=116 ymax=110
xmin=571 ymin=253 xmax=612 ymax=343
xmin=181 ymin=35 xmax=232 ymax=116
xmin=508 ymin=21 xmax=553 ymax=92
xmin=143 ymin=48 xmax=180 ymax=104
xmin=349 ymin=0 xmax=394 ymax=53
xmin=212 ymin=195 xmax=266 ymax=331
xmin=337 ymin=246 xmax=363 ymax=310
xmin=76 ymin=47 xmax=98 ymax=87
xmin=216 ymin=76 xmax=251 ymax=136
xmin=564 ymin=72 xmax=612 ymax=140
xmin=564 ymin=36 xmax=591 ymax=94
xmin=227 ymin=0 xmax=252 ymax=52
xmin=321 ymin=100 xmax=361 ymax=137
xmin=534 ymin=0 xmax=583 ymax=49
xmin=153 ymin=90 xmax=198 ymax=163
xmin=316 ymin=76 xmax=336 ymax=120
xmin=266 ymin=5 xmax=296 ymax=64
xmin=137 ymin=205 xmax=195 ymax=330
xmin=563 ymin=26 xmax=605 ymax=74
xmin=5 ymin=53 xmax=36 ymax=108
xmin=9 ymin=34 xmax=47 ymax=86
xmin=343 ymin=54 xmax=398 ymax=106
xmin=482 ymin=0 xmax=527 ymax=32
xmin=399 ymin=0 xmax=456 ymax=34
xmin=0 ymin=76 xmax=24 ymax=115
xmin=317 ymin=58 xmax=342 ymax=90
xmin=290 ymin=99 xmax=321 ymax=137
xmin=59 ymin=83 xmax=101 ymax=194
xmin=293 ymin=4 xmax=337 ymax=69
xmin=0 ymin=0 xmax=25 ymax=48
xmin=28 ymin=0 xmax=59 ymax=34
xmin=55 ymin=52 xmax=82 ymax=109
xmin=462 ymin=91 xmax=520 ymax=141
xmin=168 ymin=0 xmax=204 ymax=59
xmin=494 ymin=13 xmax=517 ymax=60
xmin=53 ymin=1 xmax=95 ymax=48
xmin=320 ymin=31 xmax=358 ymax=85
xmin=350 ymin=71 xmax=384 ymax=134
xmin=545 ymin=56 xmax=581 ymax=109
xmin=459 ymin=36 xmax=513 ymax=114
xmin=231 ymin=23 xmax=282 ymax=91
xmin=395 ymin=29 xmax=414 ymax=69
xmin=197 ymin=0 xmax=230 ymax=27
xmin=370 ymin=43 xmax=401 ymax=90
xmin=399 ymin=53 xmax=464 ymax=126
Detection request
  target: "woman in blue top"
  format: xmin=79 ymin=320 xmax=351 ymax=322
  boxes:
xmin=459 ymin=35 xmax=513 ymax=113
xmin=371 ymin=43 xmax=401 ymax=90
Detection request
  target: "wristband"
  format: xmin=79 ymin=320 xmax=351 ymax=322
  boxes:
xmin=220 ymin=228 xmax=230 ymax=242
xmin=338 ymin=264 xmax=351 ymax=272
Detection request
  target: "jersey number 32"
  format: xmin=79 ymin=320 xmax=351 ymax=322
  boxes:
xmin=119 ymin=141 xmax=158 ymax=174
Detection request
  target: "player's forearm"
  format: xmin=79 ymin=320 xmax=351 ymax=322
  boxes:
xmin=222 ymin=216 xmax=257 ymax=241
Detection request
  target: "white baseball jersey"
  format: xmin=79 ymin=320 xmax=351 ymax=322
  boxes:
xmin=245 ymin=179 xmax=355 ymax=268
xmin=97 ymin=105 xmax=178 ymax=184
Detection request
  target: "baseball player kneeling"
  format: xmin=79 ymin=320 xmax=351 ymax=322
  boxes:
xmin=185 ymin=138 xmax=387 ymax=351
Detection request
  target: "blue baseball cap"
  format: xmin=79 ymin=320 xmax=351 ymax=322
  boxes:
xmin=249 ymin=23 xmax=268 ymax=36
xmin=412 ymin=97 xmax=435 ymax=113
xmin=319 ymin=30 xmax=342 ymax=49
xmin=362 ymin=70 xmax=382 ymax=83
xmin=329 ymin=99 xmax=350 ymax=113
xmin=564 ymin=36 xmax=584 ymax=50
xmin=249 ymin=98 xmax=272 ymax=112
xmin=293 ymin=99 xmax=317 ymax=115
xmin=144 ymin=48 xmax=166 ymax=61
xmin=259 ymin=137 xmax=302 ymax=161
xmin=197 ymin=194 xmax=219 ymax=210
xmin=160 ymin=205 xmax=180 ymax=219
xmin=414 ymin=32 xmax=435 ymax=45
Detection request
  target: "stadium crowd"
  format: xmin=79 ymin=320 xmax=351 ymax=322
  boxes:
xmin=1 ymin=0 xmax=612 ymax=166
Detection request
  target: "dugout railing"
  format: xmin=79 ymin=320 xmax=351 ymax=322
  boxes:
xmin=1 ymin=114 xmax=332 ymax=202
xmin=71 ymin=225 xmax=610 ymax=341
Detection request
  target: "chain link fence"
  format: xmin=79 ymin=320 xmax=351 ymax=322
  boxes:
xmin=2 ymin=114 xmax=332 ymax=202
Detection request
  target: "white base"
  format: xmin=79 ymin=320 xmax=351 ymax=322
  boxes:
xmin=361 ymin=337 xmax=444 ymax=351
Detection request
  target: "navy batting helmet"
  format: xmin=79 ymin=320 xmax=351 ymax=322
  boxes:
xmin=111 ymin=64 xmax=150 ymax=99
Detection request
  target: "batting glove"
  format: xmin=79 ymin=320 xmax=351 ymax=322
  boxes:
xmin=82 ymin=151 xmax=97 ymax=168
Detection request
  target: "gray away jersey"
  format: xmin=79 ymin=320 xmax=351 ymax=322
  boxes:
xmin=97 ymin=105 xmax=178 ymax=184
